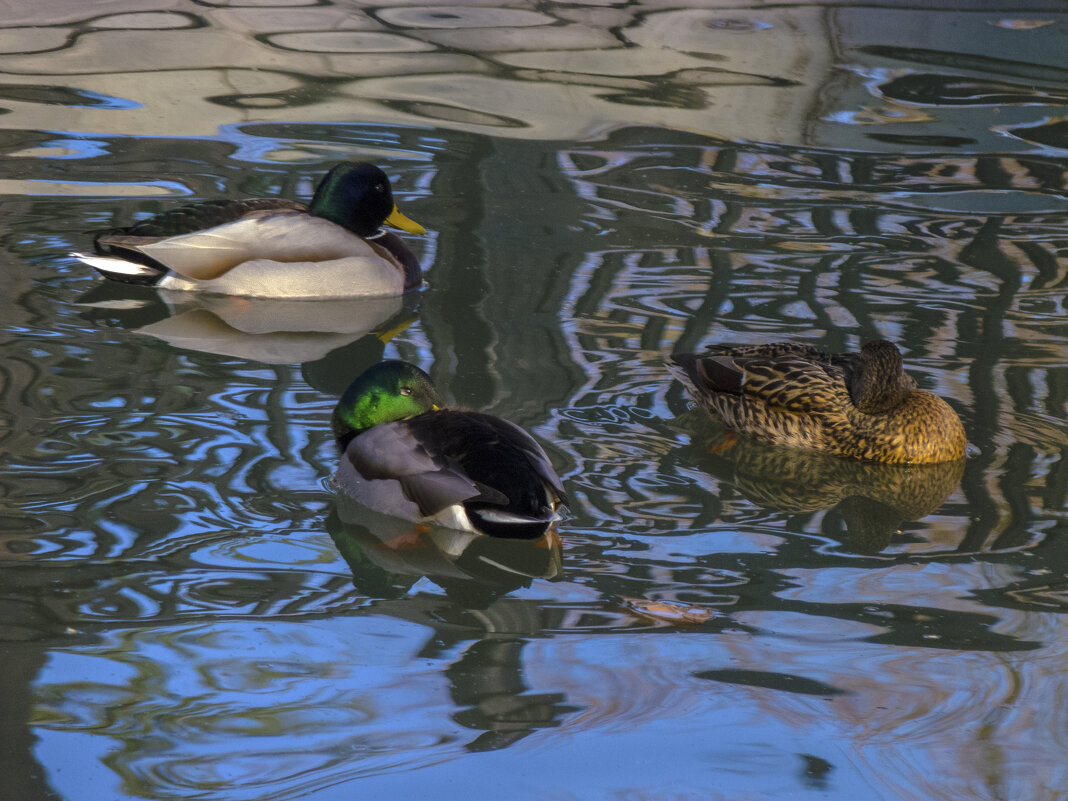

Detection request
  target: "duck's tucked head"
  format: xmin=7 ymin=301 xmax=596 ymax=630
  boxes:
xmin=851 ymin=340 xmax=918 ymax=414
xmin=333 ymin=360 xmax=441 ymax=441
xmin=310 ymin=162 xmax=426 ymax=238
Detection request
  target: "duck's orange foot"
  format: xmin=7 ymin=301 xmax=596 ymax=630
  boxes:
xmin=383 ymin=524 xmax=430 ymax=550
xmin=708 ymin=430 xmax=738 ymax=453
xmin=536 ymin=528 xmax=562 ymax=550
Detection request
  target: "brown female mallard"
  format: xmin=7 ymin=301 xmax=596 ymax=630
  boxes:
xmin=667 ymin=339 xmax=966 ymax=464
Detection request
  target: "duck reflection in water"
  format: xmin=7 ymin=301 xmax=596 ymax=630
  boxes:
xmin=447 ymin=638 xmax=579 ymax=752
xmin=326 ymin=506 xmax=573 ymax=752
xmin=327 ymin=499 xmax=563 ymax=606
xmin=77 ymin=282 xmax=419 ymax=395
xmin=680 ymin=420 xmax=964 ymax=554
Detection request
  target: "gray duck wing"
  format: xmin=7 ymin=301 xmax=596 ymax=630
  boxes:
xmin=340 ymin=419 xmax=508 ymax=520
xmin=96 ymin=198 xmax=308 ymax=245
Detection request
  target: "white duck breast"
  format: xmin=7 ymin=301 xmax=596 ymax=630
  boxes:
xmin=156 ymin=255 xmax=406 ymax=299
xmin=131 ymin=211 xmax=384 ymax=280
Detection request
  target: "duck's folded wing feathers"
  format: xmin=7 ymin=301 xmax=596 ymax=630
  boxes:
xmin=97 ymin=199 xmax=307 ymax=242
xmin=704 ymin=342 xmax=833 ymax=362
xmin=410 ymin=412 xmax=568 ymax=509
xmin=494 ymin=418 xmax=568 ymax=506
xmin=112 ymin=211 xmax=381 ymax=281
xmin=678 ymin=353 xmax=843 ymax=414
xmin=342 ymin=421 xmax=509 ymax=518
xmin=737 ymin=356 xmax=846 ymax=413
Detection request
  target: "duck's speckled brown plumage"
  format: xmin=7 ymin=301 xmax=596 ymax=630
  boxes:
xmin=668 ymin=340 xmax=966 ymax=465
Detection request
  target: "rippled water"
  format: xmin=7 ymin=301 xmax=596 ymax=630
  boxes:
xmin=2 ymin=3 xmax=1068 ymax=800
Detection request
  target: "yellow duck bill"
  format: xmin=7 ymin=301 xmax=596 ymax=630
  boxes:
xmin=384 ymin=205 xmax=426 ymax=235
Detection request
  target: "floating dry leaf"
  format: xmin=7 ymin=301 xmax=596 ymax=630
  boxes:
xmin=621 ymin=597 xmax=715 ymax=625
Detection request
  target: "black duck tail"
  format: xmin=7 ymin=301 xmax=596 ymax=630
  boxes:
xmin=71 ymin=251 xmax=165 ymax=286
xmin=668 ymin=352 xmax=743 ymax=395
xmin=467 ymin=504 xmax=558 ymax=540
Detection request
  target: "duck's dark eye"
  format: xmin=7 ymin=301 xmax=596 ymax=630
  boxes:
xmin=374 ymin=182 xmax=386 ymax=193
xmin=399 ymin=386 xmax=413 ymax=396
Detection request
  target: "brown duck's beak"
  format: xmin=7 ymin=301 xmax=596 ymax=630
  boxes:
xmin=431 ymin=403 xmax=441 ymax=411
xmin=384 ymin=205 xmax=426 ymax=235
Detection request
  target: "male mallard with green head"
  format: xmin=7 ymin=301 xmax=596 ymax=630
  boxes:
xmin=332 ymin=361 xmax=568 ymax=538
xmin=72 ymin=162 xmax=425 ymax=299
xmin=668 ymin=339 xmax=966 ymax=464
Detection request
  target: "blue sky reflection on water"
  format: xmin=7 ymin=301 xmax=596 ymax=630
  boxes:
xmin=1 ymin=1 xmax=1068 ymax=800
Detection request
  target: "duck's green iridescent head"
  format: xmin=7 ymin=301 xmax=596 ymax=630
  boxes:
xmin=333 ymin=360 xmax=441 ymax=440
xmin=310 ymin=162 xmax=425 ymax=238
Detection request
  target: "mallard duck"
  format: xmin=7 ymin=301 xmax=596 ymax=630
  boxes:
xmin=332 ymin=361 xmax=568 ymax=538
xmin=71 ymin=162 xmax=426 ymax=299
xmin=668 ymin=339 xmax=966 ymax=464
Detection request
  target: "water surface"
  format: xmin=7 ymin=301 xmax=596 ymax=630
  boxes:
xmin=2 ymin=3 xmax=1067 ymax=800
